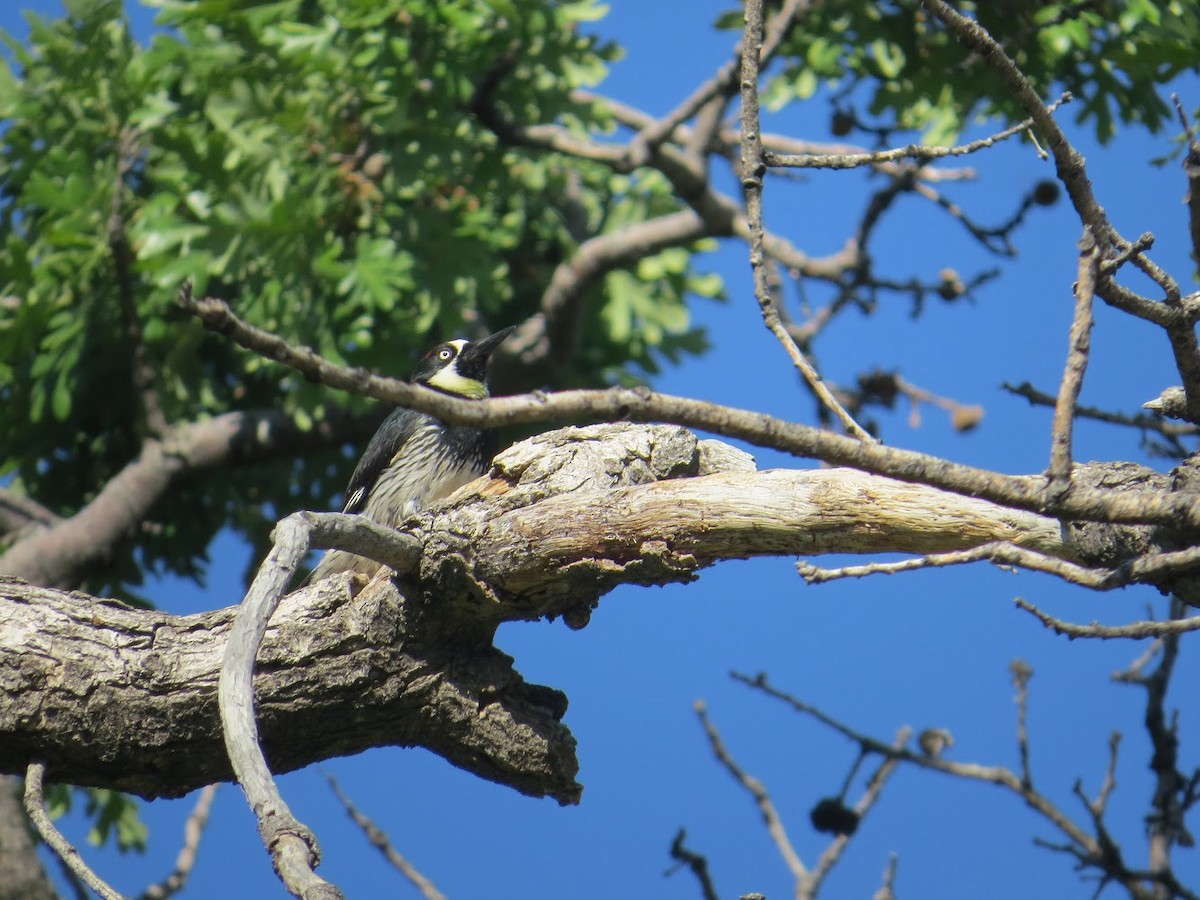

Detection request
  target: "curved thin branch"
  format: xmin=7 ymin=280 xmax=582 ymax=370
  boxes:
xmin=504 ymin=208 xmax=711 ymax=374
xmin=0 ymin=407 xmax=371 ymax=588
xmin=219 ymin=515 xmax=347 ymax=899
xmin=218 ymin=512 xmax=423 ymax=898
xmin=177 ymin=288 xmax=1200 ymax=530
xmin=23 ymin=763 xmax=123 ymax=900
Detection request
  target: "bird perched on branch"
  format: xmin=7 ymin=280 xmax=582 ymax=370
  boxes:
xmin=308 ymin=326 xmax=515 ymax=582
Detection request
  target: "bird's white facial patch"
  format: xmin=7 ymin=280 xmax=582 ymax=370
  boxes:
xmin=427 ymin=339 xmax=487 ymax=398
xmin=434 ymin=339 xmax=468 ymax=363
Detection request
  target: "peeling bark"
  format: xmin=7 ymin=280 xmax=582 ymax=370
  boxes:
xmin=4 ymin=424 xmax=1170 ymax=804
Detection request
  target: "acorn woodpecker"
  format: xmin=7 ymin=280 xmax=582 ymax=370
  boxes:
xmin=308 ymin=326 xmax=515 ymax=582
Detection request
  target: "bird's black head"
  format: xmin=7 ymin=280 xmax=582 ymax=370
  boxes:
xmin=410 ymin=326 xmax=515 ymax=398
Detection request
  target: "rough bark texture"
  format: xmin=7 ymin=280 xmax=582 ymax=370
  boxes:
xmin=417 ymin=424 xmax=1069 ymax=629
xmin=1 ymin=424 xmax=1176 ymax=804
xmin=0 ymin=579 xmax=577 ymax=802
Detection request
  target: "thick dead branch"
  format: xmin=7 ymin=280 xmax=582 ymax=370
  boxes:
xmin=2 ymin=423 xmax=1099 ymax=800
xmin=0 ymin=577 xmax=578 ymax=802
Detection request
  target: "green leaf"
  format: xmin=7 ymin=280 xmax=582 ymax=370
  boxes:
xmin=51 ymin=369 xmax=74 ymax=422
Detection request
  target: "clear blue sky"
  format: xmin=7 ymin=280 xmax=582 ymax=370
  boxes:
xmin=4 ymin=2 xmax=1199 ymax=898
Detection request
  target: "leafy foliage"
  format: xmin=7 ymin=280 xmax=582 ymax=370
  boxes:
xmin=728 ymin=0 xmax=1200 ymax=145
xmin=45 ymin=784 xmax=148 ymax=853
xmin=0 ymin=0 xmax=708 ymax=591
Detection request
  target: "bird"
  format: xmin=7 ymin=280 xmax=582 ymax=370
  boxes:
xmin=307 ymin=325 xmax=515 ymax=582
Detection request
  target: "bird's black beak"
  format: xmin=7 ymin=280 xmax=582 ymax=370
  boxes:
xmin=458 ymin=326 xmax=515 ymax=368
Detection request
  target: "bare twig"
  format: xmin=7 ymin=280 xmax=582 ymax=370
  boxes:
xmin=23 ymin=763 xmax=124 ymax=900
xmin=766 ymin=94 xmax=1072 ymax=169
xmin=909 ymin=179 xmax=1026 ymax=256
xmin=872 ymin=853 xmax=899 ymax=900
xmin=584 ymin=88 xmax=979 ymax=185
xmin=1140 ymin=597 xmax=1193 ymax=883
xmin=1004 ymin=382 xmax=1200 ymax=440
xmin=1173 ymin=94 xmax=1200 ymax=270
xmin=798 ymin=540 xmax=1200 ymax=593
xmin=740 ymin=0 xmax=875 ymax=443
xmin=918 ymin=2 xmax=1108 ymax=246
xmin=805 ymin=729 xmax=910 ymax=900
xmin=1009 ymin=660 xmax=1034 ymax=789
xmin=137 ymin=784 xmax=218 ymax=900
xmin=1116 ymin=637 xmax=1166 ymax=684
xmin=921 ymin=0 xmax=1200 ymax=417
xmin=732 ymin=672 xmax=1102 ymax=859
xmin=1094 ymin=732 xmax=1121 ymax=818
xmin=1048 ymin=227 xmax=1100 ymax=490
xmin=729 ymin=673 xmax=1187 ymax=895
xmin=630 ymin=0 xmax=807 ymax=163
xmin=325 ymin=774 xmax=446 ymax=900
xmin=666 ymin=829 xmax=720 ymax=900
xmin=1015 ymin=598 xmax=1200 ymax=640
xmin=695 ymin=699 xmax=807 ymax=883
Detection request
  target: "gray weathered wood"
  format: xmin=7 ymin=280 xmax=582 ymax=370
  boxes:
xmin=2 ymin=424 xmax=1081 ymax=801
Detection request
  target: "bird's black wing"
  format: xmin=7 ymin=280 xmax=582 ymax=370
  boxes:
xmin=340 ymin=407 xmax=429 ymax=514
